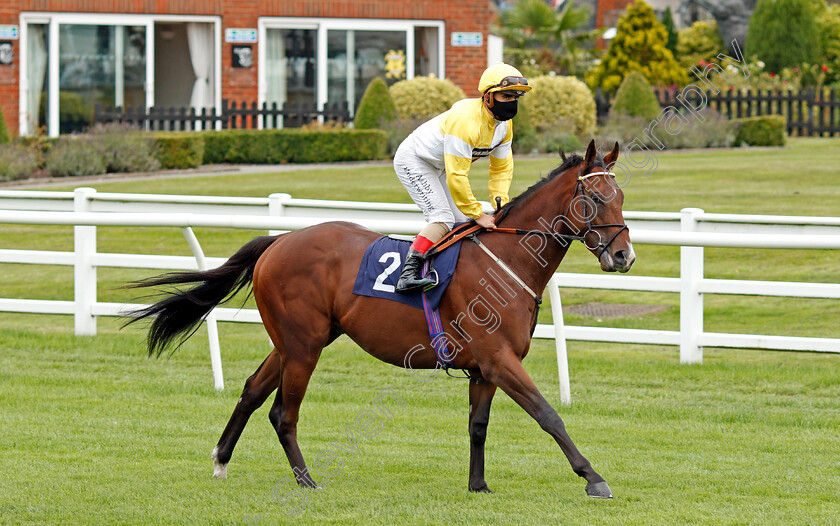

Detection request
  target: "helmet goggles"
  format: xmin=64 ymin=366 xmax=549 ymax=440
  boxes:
xmin=485 ymin=76 xmax=529 ymax=96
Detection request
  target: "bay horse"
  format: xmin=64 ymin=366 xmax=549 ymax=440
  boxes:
xmin=127 ymin=140 xmax=635 ymax=499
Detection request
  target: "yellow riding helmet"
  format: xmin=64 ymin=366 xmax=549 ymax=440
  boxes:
xmin=478 ymin=63 xmax=531 ymax=96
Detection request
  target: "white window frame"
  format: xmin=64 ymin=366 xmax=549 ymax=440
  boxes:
xmin=19 ymin=12 xmax=222 ymax=137
xmin=257 ymin=17 xmax=445 ymax=127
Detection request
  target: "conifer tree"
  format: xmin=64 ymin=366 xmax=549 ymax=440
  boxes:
xmin=661 ymin=7 xmax=678 ymax=55
xmin=745 ymin=0 xmax=822 ymax=73
xmin=587 ymin=0 xmax=687 ymax=91
xmin=0 ymin=106 xmax=10 ymax=145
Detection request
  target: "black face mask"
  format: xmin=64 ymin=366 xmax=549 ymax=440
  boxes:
xmin=489 ymin=99 xmax=518 ymax=121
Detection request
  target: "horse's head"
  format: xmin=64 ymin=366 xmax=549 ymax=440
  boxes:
xmin=575 ymin=140 xmax=635 ymax=273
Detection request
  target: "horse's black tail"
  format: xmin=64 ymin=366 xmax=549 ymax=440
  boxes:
xmin=124 ymin=235 xmax=277 ymax=357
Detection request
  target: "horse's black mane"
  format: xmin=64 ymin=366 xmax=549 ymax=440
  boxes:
xmin=499 ymin=152 xmax=603 ymax=217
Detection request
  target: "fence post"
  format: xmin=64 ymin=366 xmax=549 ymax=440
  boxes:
xmin=548 ymin=275 xmax=571 ymax=406
xmin=268 ymin=193 xmax=292 ymax=236
xmin=680 ymin=207 xmax=704 ymax=364
xmin=181 ymin=227 xmax=224 ymax=391
xmin=74 ymin=188 xmax=97 ymax=336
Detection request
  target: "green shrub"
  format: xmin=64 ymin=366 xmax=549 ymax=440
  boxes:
xmin=511 ymin=99 xmax=538 ymax=154
xmin=39 ymin=91 xmax=94 ymax=134
xmin=379 ymin=117 xmax=426 ymax=157
xmin=746 ymin=0 xmax=822 ymax=73
xmin=521 ymin=75 xmax=597 ymax=136
xmin=0 ymin=106 xmax=10 ymax=145
xmin=90 ymin=122 xmax=161 ymax=173
xmin=202 ymin=129 xmax=388 ymax=164
xmin=586 ymin=0 xmax=687 ymax=90
xmin=0 ymin=143 xmax=40 ymax=181
xmin=676 ymin=20 xmax=725 ymax=69
xmin=153 ymin=132 xmax=205 ymax=169
xmin=733 ymin=115 xmax=786 ymax=147
xmin=354 ymin=77 xmax=398 ymax=129
xmin=598 ymin=109 xmax=736 ymax=150
xmin=45 ymin=137 xmax=107 ymax=177
xmin=610 ymin=71 xmax=661 ymax=120
xmin=816 ymin=0 xmax=840 ymax=85
xmin=389 ymin=76 xmax=466 ymax=121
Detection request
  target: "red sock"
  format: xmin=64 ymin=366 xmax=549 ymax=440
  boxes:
xmin=410 ymin=235 xmax=434 ymax=254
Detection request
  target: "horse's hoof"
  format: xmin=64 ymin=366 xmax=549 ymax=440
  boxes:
xmin=469 ymin=484 xmax=493 ymax=493
xmin=211 ymin=447 xmax=228 ymax=479
xmin=585 ymin=481 xmax=613 ymax=498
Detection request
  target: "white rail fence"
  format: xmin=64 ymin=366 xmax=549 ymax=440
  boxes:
xmin=1 ymin=189 xmax=839 ymax=401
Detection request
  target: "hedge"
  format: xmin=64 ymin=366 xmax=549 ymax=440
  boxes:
xmin=732 ymin=116 xmax=787 ymax=147
xmin=153 ymin=132 xmax=205 ymax=169
xmin=201 ymin=128 xmax=389 ymax=164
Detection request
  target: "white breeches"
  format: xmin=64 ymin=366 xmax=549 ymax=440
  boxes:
xmin=394 ymin=138 xmax=468 ymax=229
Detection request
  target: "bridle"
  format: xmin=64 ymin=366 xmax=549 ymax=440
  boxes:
xmin=494 ymin=163 xmax=629 ymax=259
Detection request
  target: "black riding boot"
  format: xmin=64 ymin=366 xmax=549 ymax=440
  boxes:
xmin=395 ymin=249 xmax=435 ymax=293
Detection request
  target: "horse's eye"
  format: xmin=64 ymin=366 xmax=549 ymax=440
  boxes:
xmin=590 ymin=195 xmax=603 ymax=205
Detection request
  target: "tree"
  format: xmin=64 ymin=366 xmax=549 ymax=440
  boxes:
xmin=745 ymin=0 xmax=822 ymax=73
xmin=661 ymin=6 xmax=679 ymax=55
xmin=586 ymin=0 xmax=687 ymax=91
xmin=676 ymin=20 xmax=725 ymax=69
xmin=495 ymin=0 xmax=598 ymax=77
xmin=354 ymin=77 xmax=398 ymax=130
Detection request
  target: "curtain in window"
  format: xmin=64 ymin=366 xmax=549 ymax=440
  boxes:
xmin=186 ymin=22 xmax=214 ymax=111
xmin=27 ymin=25 xmax=47 ymax=134
xmin=265 ymin=29 xmax=287 ymax=107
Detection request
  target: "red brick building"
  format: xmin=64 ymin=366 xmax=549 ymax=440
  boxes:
xmin=0 ymin=1 xmax=500 ymax=137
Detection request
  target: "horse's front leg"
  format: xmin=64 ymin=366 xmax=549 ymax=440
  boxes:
xmin=482 ymin=352 xmax=612 ymax=498
xmin=468 ymin=375 xmax=497 ymax=493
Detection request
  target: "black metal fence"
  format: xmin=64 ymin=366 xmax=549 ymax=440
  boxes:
xmin=93 ymin=99 xmax=351 ymax=131
xmin=594 ymin=87 xmax=840 ymax=137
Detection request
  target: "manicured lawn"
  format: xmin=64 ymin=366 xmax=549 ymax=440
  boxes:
xmin=1 ymin=137 xmax=838 ymax=525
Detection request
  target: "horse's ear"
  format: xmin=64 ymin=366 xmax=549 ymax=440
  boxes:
xmin=559 ymin=146 xmax=567 ymax=162
xmin=584 ymin=139 xmax=597 ymax=165
xmin=603 ymin=141 xmax=620 ymax=168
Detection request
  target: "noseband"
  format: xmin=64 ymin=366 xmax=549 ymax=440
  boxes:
xmin=575 ymin=169 xmax=629 ymax=258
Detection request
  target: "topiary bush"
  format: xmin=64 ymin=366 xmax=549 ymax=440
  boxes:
xmin=153 ymin=132 xmax=205 ymax=169
xmin=354 ymin=77 xmax=398 ymax=129
xmin=610 ymin=71 xmax=661 ymax=120
xmin=90 ymin=122 xmax=161 ymax=173
xmin=676 ymin=20 xmax=725 ymax=69
xmin=0 ymin=105 xmax=10 ymax=145
xmin=202 ymin=129 xmax=388 ymax=164
xmin=521 ymin=75 xmax=597 ymax=137
xmin=732 ymin=115 xmax=786 ymax=146
xmin=389 ymin=76 xmax=466 ymax=121
xmin=586 ymin=0 xmax=686 ymax=91
xmin=0 ymin=142 xmax=41 ymax=181
xmin=745 ymin=0 xmax=822 ymax=74
xmin=45 ymin=137 xmax=107 ymax=177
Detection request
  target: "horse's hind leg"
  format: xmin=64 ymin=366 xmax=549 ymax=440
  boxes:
xmin=468 ymin=376 xmax=497 ymax=493
xmin=268 ymin=344 xmax=323 ymax=488
xmin=212 ymin=347 xmax=285 ymax=478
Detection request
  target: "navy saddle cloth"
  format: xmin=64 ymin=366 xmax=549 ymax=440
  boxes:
xmin=352 ymin=236 xmax=462 ymax=310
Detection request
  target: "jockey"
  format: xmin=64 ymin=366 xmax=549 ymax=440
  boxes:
xmin=394 ymin=63 xmax=531 ymax=293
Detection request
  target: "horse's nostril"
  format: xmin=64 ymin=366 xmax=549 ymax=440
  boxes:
xmin=615 ymin=250 xmax=627 ymax=263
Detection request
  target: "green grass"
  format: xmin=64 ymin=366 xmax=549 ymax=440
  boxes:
xmin=1 ymin=137 xmax=839 ymax=525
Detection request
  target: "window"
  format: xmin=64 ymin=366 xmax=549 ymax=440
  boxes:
xmin=259 ymin=17 xmax=444 ymax=128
